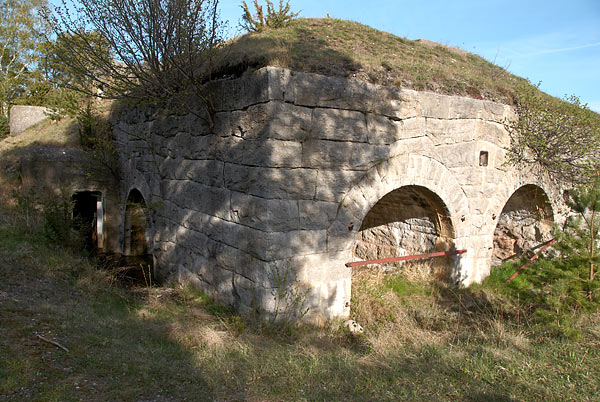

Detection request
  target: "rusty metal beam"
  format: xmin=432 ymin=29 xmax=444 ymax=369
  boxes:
xmin=505 ymin=239 xmax=556 ymax=283
xmin=346 ymin=249 xmax=468 ymax=268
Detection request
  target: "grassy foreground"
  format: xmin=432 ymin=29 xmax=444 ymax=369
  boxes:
xmin=1 ymin=189 xmax=599 ymax=401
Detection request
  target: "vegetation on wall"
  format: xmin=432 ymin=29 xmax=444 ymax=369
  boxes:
xmin=216 ymin=18 xmax=531 ymax=104
xmin=505 ymin=85 xmax=600 ymax=184
xmin=45 ymin=0 xmax=224 ymax=118
xmin=240 ymin=0 xmax=300 ymax=33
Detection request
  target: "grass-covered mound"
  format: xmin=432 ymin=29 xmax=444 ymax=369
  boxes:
xmin=217 ymin=18 xmax=529 ymax=104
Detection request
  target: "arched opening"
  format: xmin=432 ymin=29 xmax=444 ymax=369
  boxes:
xmin=354 ymin=185 xmax=455 ymax=280
xmin=72 ymin=191 xmax=103 ymax=251
xmin=492 ymin=184 xmax=554 ymax=264
xmin=124 ymin=189 xmax=149 ymax=257
xmin=122 ymin=189 xmax=153 ymax=283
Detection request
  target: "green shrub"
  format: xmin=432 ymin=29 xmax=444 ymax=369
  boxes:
xmin=0 ymin=114 xmax=9 ymax=139
xmin=41 ymin=196 xmax=87 ymax=250
xmin=75 ymin=101 xmax=119 ymax=179
xmin=240 ymin=0 xmax=300 ymax=33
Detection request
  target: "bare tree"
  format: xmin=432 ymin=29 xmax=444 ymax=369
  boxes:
xmin=45 ymin=0 xmax=224 ymax=113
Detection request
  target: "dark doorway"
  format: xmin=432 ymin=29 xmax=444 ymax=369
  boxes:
xmin=72 ymin=191 xmax=102 ymax=251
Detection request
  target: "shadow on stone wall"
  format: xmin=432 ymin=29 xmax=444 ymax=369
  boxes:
xmin=111 ymin=35 xmax=432 ymax=320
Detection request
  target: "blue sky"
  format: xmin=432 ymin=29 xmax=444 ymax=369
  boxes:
xmin=219 ymin=0 xmax=600 ymax=112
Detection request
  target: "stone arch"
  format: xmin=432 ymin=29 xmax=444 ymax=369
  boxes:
xmin=482 ymin=171 xmax=562 ymax=235
xmin=329 ymin=155 xmax=470 ymax=278
xmin=491 ymin=184 xmax=554 ymax=264
xmin=123 ymin=188 xmax=151 ymax=258
xmin=354 ymin=185 xmax=457 ymax=278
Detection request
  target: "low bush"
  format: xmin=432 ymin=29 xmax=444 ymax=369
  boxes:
xmin=0 ymin=114 xmax=9 ymax=139
xmin=240 ymin=0 xmax=300 ymax=32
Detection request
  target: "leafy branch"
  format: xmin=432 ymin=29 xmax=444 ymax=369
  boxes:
xmin=240 ymin=0 xmax=299 ymax=33
xmin=505 ymin=84 xmax=600 ymax=184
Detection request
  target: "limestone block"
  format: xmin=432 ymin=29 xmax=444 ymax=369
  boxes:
xmin=425 ymin=118 xmax=479 ymax=145
xmin=262 ymin=102 xmax=312 ymax=141
xmin=188 ymin=135 xmax=220 ymax=160
xmin=177 ymin=207 xmax=208 ymax=235
xmin=436 ymin=143 xmax=477 ymax=168
xmin=291 ymin=72 xmax=371 ymax=111
xmin=327 ymin=221 xmax=357 ymax=253
xmin=167 ymin=180 xmax=231 ymax=221
xmin=482 ymin=100 xmax=514 ymax=122
xmin=224 ymin=164 xmax=317 ymax=200
xmin=153 ymin=114 xmax=190 ymax=138
xmin=223 ymin=163 xmax=251 ymax=194
xmin=280 ymin=229 xmax=328 ymax=260
xmin=159 ymin=158 xmax=224 ymax=186
xmin=215 ymin=101 xmax=312 ymax=141
xmin=165 ymin=132 xmax=192 ymax=159
xmin=302 ymin=139 xmax=389 ymax=170
xmin=350 ymin=143 xmax=391 ymax=170
xmin=238 ymin=226 xmax=328 ymax=261
xmin=209 ymin=68 xmax=273 ymax=111
xmin=366 ymin=114 xmax=421 ymax=144
xmin=232 ymin=273 xmax=260 ymax=307
xmin=185 ymin=113 xmax=212 ymax=137
xmin=207 ymin=268 xmax=236 ymax=306
xmin=302 ymin=139 xmax=352 ymax=169
xmin=315 ymin=169 xmax=363 ymax=202
xmin=9 ymin=105 xmax=50 ymax=135
xmin=354 ymin=167 xmax=383 ymax=205
xmin=452 ymin=167 xmax=486 ymax=187
xmin=201 ymin=215 xmax=326 ymax=261
xmin=187 ymin=253 xmax=219 ymax=285
xmin=185 ymin=160 xmax=224 ymax=186
xmin=230 ymin=191 xmax=300 ymax=232
xmin=301 ymin=276 xmax=351 ymax=321
xmin=299 ymin=200 xmax=339 ymax=230
xmin=206 ymin=243 xmax=265 ymax=288
xmin=480 ymin=121 xmax=510 ymax=147
xmin=387 ymin=136 xmax=433 ymax=159
xmin=209 ymin=67 xmax=288 ymax=111
xmin=218 ymin=137 xmax=302 ymax=168
xmin=202 ymin=215 xmax=238 ymax=248
xmin=265 ymin=66 xmax=292 ymax=102
xmin=400 ymin=90 xmax=488 ymax=120
xmin=399 ymin=117 xmax=427 ymax=138
xmin=290 ymin=71 xmax=403 ymax=118
xmin=293 ymin=251 xmax=349 ymax=284
xmin=312 ymin=108 xmax=368 ymax=142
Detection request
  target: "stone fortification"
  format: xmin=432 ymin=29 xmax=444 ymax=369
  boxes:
xmin=9 ymin=105 xmax=50 ymax=135
xmin=114 ymin=67 xmax=564 ymax=322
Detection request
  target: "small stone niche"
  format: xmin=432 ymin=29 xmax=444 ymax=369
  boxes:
xmin=479 ymin=151 xmax=489 ymax=167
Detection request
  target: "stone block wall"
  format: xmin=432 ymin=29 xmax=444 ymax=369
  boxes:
xmin=9 ymin=105 xmax=50 ymax=135
xmin=113 ymin=67 xmax=565 ymax=322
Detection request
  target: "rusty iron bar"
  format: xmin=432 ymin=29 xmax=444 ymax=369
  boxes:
xmin=505 ymin=238 xmax=556 ymax=283
xmin=345 ymin=249 xmax=468 ymax=268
